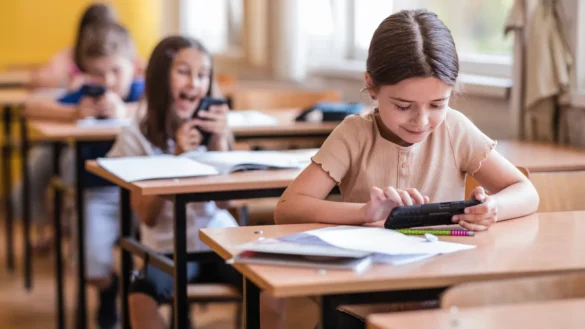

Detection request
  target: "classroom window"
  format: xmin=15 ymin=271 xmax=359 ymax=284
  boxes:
xmin=180 ymin=0 xmax=243 ymax=54
xmin=350 ymin=0 xmax=514 ymax=78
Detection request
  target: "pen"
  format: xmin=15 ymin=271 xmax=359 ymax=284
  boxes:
xmin=395 ymin=229 xmax=475 ymax=236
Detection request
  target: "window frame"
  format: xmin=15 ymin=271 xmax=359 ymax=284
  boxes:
xmin=345 ymin=0 xmax=513 ymax=79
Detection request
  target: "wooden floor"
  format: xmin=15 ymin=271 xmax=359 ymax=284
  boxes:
xmin=0 ymin=218 xmax=319 ymax=329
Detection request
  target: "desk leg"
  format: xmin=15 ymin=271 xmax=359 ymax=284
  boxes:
xmin=244 ymin=277 xmax=260 ymax=329
xmin=74 ymin=141 xmax=87 ymax=329
xmin=173 ymin=195 xmax=188 ymax=329
xmin=20 ymin=115 xmax=32 ymax=290
xmin=3 ymin=105 xmax=14 ymax=271
xmin=119 ymin=188 xmax=132 ymax=329
xmin=52 ymin=142 xmax=65 ymax=329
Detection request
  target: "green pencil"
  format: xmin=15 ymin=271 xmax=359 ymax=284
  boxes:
xmin=395 ymin=229 xmax=475 ymax=237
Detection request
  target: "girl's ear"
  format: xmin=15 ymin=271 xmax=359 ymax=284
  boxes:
xmin=364 ymin=72 xmax=377 ymax=100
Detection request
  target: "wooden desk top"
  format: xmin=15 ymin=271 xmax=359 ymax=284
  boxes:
xmin=200 ymin=211 xmax=585 ymax=297
xmin=367 ymin=298 xmax=585 ymax=329
xmin=86 ymin=160 xmax=303 ymax=196
xmin=28 ymin=108 xmax=336 ymax=142
xmin=0 ymin=69 xmax=31 ymax=88
xmin=497 ymin=140 xmax=585 ymax=172
xmin=0 ymin=88 xmax=29 ymax=105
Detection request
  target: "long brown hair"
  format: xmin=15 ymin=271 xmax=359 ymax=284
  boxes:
xmin=140 ymin=36 xmax=214 ymax=152
xmin=366 ymin=9 xmax=459 ymax=90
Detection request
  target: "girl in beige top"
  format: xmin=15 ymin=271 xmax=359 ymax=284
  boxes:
xmin=275 ymin=9 xmax=539 ymax=231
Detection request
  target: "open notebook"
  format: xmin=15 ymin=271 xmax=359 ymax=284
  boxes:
xmin=230 ymin=226 xmax=476 ymax=272
xmin=97 ymin=150 xmax=315 ymax=182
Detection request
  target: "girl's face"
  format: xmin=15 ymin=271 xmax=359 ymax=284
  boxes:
xmin=367 ymin=75 xmax=452 ymax=146
xmin=169 ymin=47 xmax=212 ymax=120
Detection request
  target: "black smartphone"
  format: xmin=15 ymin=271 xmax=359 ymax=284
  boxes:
xmin=384 ymin=199 xmax=483 ymax=230
xmin=193 ymin=97 xmax=228 ymax=145
xmin=81 ymin=84 xmax=106 ymax=98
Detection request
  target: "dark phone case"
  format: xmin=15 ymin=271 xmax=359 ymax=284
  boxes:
xmin=384 ymin=199 xmax=483 ymax=229
xmin=82 ymin=84 xmax=106 ymax=98
xmin=193 ymin=97 xmax=228 ymax=145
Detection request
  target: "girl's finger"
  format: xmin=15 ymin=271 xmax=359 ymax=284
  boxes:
xmin=464 ymin=203 xmax=490 ymax=215
xmin=370 ymin=186 xmax=386 ymax=203
xmin=472 ymin=186 xmax=487 ymax=201
xmin=457 ymin=220 xmax=490 ymax=232
xmin=383 ymin=187 xmax=403 ymax=206
xmin=424 ymin=196 xmax=430 ymax=203
xmin=404 ymin=188 xmax=424 ymax=204
xmin=398 ymin=189 xmax=413 ymax=206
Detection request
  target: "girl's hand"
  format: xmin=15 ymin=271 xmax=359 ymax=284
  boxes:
xmin=361 ymin=186 xmax=430 ymax=224
xmin=175 ymin=120 xmax=203 ymax=155
xmin=452 ymin=186 xmax=497 ymax=231
xmin=193 ymin=104 xmax=230 ymax=136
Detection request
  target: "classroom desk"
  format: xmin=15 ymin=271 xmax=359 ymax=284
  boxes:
xmin=0 ymin=88 xmax=29 ymax=275
xmin=367 ymin=298 xmax=585 ymax=329
xmin=27 ymin=111 xmax=336 ymax=329
xmin=497 ymin=140 xmax=585 ymax=172
xmin=199 ymin=211 xmax=585 ymax=329
xmin=0 ymin=69 xmax=31 ymax=88
xmin=496 ymin=140 xmax=585 ymax=212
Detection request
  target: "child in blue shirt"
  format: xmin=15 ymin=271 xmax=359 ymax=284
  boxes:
xmin=20 ymin=21 xmax=143 ymax=329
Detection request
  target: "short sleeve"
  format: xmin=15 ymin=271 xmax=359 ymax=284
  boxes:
xmin=311 ymin=115 xmax=360 ymax=183
xmin=57 ymin=89 xmax=83 ymax=104
xmin=107 ymin=124 xmax=148 ymax=158
xmin=446 ymin=109 xmax=497 ymax=176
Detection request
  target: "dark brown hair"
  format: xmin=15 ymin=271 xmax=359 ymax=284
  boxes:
xmin=140 ymin=36 xmax=214 ymax=152
xmin=76 ymin=22 xmax=136 ymax=72
xmin=366 ymin=9 xmax=459 ymax=89
xmin=73 ymin=3 xmax=118 ymax=71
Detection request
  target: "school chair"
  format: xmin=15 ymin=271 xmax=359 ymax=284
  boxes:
xmin=440 ymin=272 xmax=585 ymax=309
xmin=465 ymin=166 xmax=530 ymax=197
xmin=162 ymin=254 xmax=243 ymax=329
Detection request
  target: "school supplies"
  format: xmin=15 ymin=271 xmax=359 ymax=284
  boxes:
xmin=76 ymin=118 xmax=132 ymax=127
xmin=295 ymin=101 xmax=363 ymax=122
xmin=385 ymin=199 xmax=483 ymax=229
xmin=231 ymin=226 xmax=476 ymax=271
xmin=96 ymin=150 xmax=312 ymax=182
xmin=395 ymin=229 xmax=475 ymax=237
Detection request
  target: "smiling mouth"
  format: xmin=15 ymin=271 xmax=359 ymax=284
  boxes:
xmin=403 ymin=128 xmax=427 ymax=135
xmin=179 ymin=92 xmax=197 ymax=102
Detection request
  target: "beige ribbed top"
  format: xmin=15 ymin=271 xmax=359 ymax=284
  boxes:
xmin=311 ymin=108 xmax=496 ymax=203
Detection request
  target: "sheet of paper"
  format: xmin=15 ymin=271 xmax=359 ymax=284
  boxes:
xmin=97 ymin=155 xmax=219 ymax=182
xmin=305 ymin=226 xmax=475 ymax=256
xmin=227 ymin=110 xmax=280 ymax=127
xmin=77 ymin=117 xmax=133 ymax=127
xmin=183 ymin=150 xmax=310 ymax=173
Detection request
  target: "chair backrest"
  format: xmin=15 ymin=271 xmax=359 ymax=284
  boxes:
xmin=465 ymin=166 xmax=529 ymax=197
xmin=230 ymin=88 xmax=341 ymax=110
xmin=441 ymin=272 xmax=585 ymax=309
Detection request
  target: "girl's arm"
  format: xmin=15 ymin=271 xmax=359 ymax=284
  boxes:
xmin=130 ymin=193 xmax=165 ymax=227
xmin=458 ymin=150 xmax=539 ymax=229
xmin=274 ymin=162 xmax=368 ymax=225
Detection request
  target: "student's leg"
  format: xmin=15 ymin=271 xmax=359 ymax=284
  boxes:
xmin=83 ymin=186 xmax=120 ymax=329
xmin=11 ymin=145 xmax=54 ymax=250
xmin=129 ymin=260 xmax=200 ymax=329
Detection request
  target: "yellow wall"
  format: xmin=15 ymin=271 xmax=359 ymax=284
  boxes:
xmin=0 ymin=0 xmax=161 ymax=69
